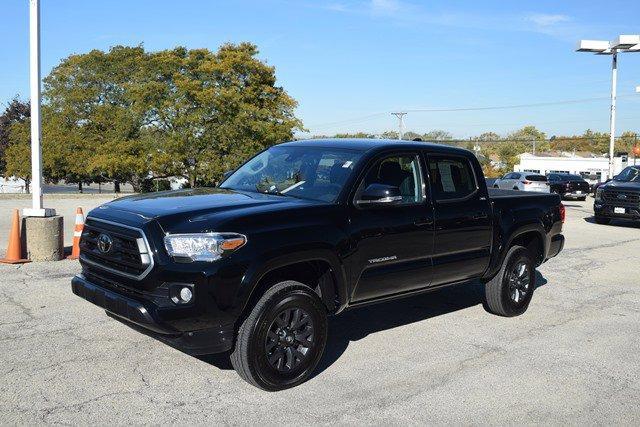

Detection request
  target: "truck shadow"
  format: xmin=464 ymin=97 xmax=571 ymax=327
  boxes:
xmin=584 ymin=216 xmax=640 ymax=229
xmin=199 ymin=272 xmax=547 ymax=376
xmin=313 ymin=271 xmax=546 ymax=378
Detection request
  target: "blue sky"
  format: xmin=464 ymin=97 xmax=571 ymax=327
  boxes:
xmin=2 ymin=0 xmax=639 ymax=138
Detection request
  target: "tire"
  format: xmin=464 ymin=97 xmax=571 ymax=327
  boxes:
xmin=512 ymin=187 xmax=519 ymax=191
xmin=493 ymin=185 xmax=499 ymax=189
xmin=594 ymin=216 xmax=611 ymax=225
xmin=484 ymin=245 xmax=536 ymax=317
xmin=230 ymin=280 xmax=328 ymax=391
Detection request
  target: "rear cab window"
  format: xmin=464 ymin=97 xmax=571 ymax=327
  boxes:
xmin=428 ymin=156 xmax=477 ymax=201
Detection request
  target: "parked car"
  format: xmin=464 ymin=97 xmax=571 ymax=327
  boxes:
xmin=594 ymin=165 xmax=640 ymax=224
xmin=493 ymin=172 xmax=550 ymax=193
xmin=547 ymin=173 xmax=590 ymax=201
xmin=71 ymin=139 xmax=565 ymax=391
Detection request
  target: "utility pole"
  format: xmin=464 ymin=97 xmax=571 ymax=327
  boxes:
xmin=23 ymin=0 xmax=54 ymax=217
xmin=391 ymin=112 xmax=407 ymax=140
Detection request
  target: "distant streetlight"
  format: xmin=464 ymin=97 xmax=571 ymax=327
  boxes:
xmin=576 ymin=35 xmax=640 ymax=179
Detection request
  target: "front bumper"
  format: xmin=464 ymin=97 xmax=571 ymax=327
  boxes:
xmin=593 ymin=203 xmax=640 ymax=220
xmin=71 ymin=275 xmax=234 ymax=355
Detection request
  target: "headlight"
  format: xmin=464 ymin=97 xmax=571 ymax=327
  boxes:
xmin=164 ymin=233 xmax=246 ymax=262
xmin=595 ymin=188 xmax=603 ymax=202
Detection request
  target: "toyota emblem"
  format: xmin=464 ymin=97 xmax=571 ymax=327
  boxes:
xmin=97 ymin=233 xmax=113 ymax=253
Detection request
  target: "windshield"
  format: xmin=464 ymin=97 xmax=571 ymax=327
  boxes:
xmin=560 ymin=174 xmax=583 ymax=180
xmin=614 ymin=166 xmax=640 ymax=183
xmin=220 ymin=146 xmax=362 ymax=202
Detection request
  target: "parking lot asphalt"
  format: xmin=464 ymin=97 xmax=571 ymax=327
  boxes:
xmin=1 ymin=198 xmax=639 ymax=424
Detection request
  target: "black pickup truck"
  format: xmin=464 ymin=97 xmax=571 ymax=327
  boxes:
xmin=594 ymin=165 xmax=640 ymax=224
xmin=71 ymin=139 xmax=565 ymax=391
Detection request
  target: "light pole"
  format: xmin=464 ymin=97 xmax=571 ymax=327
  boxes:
xmin=23 ymin=0 xmax=55 ymax=217
xmin=391 ymin=112 xmax=406 ymax=140
xmin=576 ymin=35 xmax=640 ymax=180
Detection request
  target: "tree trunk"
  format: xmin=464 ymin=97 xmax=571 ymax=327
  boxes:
xmin=78 ymin=182 xmax=83 ymax=193
xmin=189 ymin=175 xmax=197 ymax=188
xmin=24 ymin=179 xmax=30 ymax=194
xmin=114 ymin=180 xmax=121 ymax=193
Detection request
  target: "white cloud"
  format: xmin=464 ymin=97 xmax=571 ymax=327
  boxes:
xmin=526 ymin=13 xmax=571 ymax=27
xmin=370 ymin=0 xmax=402 ymax=15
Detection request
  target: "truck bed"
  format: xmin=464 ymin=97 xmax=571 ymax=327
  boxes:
xmin=488 ymin=188 xmax=558 ymax=200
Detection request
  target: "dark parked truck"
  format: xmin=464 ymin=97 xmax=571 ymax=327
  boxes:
xmin=71 ymin=139 xmax=565 ymax=390
xmin=594 ymin=165 xmax=640 ymax=224
xmin=547 ymin=173 xmax=590 ymax=200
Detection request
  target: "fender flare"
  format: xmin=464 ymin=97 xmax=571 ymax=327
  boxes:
xmin=484 ymin=222 xmax=547 ymax=280
xmin=236 ymin=248 xmax=349 ymax=317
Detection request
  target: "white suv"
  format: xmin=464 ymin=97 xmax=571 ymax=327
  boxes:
xmin=494 ymin=172 xmax=550 ymax=193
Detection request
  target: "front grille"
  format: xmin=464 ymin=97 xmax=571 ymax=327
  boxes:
xmin=80 ymin=218 xmax=153 ymax=279
xmin=602 ymin=189 xmax=640 ymax=208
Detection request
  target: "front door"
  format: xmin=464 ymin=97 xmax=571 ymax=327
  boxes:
xmin=427 ymin=155 xmax=492 ymax=285
xmin=348 ymin=153 xmax=435 ymax=303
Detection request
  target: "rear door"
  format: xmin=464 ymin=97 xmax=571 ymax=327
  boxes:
xmin=348 ymin=152 xmax=435 ymax=302
xmin=427 ymin=154 xmax=492 ymax=285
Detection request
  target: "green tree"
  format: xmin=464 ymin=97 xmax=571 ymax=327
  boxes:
xmin=141 ymin=43 xmax=302 ymax=187
xmin=423 ymin=130 xmax=452 ymax=141
xmin=0 ymin=98 xmax=30 ymax=176
xmin=4 ymin=119 xmax=31 ymax=191
xmin=43 ymin=46 xmax=149 ymax=191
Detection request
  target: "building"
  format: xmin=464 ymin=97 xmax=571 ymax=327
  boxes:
xmin=0 ymin=176 xmax=27 ymax=193
xmin=514 ymin=152 xmax=637 ymax=185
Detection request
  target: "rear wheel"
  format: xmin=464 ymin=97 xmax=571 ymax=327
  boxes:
xmin=230 ymin=281 xmax=327 ymax=391
xmin=594 ymin=216 xmax=611 ymax=225
xmin=484 ymin=245 xmax=535 ymax=317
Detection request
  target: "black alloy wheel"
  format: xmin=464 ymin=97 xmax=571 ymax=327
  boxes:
xmin=484 ymin=245 xmax=536 ymax=317
xmin=265 ymin=307 xmax=315 ymax=373
xmin=231 ymin=281 xmax=327 ymax=391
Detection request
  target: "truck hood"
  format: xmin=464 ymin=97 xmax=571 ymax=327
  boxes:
xmin=92 ymin=188 xmax=320 ymax=226
xmin=603 ymin=180 xmax=640 ymax=192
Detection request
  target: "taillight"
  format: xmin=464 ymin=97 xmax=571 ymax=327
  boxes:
xmin=522 ymin=180 xmax=531 ymax=185
xmin=559 ymin=203 xmax=566 ymax=223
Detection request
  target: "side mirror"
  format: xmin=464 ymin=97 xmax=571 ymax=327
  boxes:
xmin=356 ymin=184 xmax=402 ymax=206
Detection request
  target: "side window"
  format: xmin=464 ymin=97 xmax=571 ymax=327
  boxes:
xmin=505 ymin=173 xmax=515 ymax=179
xmin=428 ymin=157 xmax=477 ymax=200
xmin=357 ymin=154 xmax=424 ymax=204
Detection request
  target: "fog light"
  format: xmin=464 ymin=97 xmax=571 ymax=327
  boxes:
xmin=179 ymin=287 xmax=193 ymax=303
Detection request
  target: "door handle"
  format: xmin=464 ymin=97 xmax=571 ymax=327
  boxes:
xmin=414 ymin=218 xmax=434 ymax=227
xmin=472 ymin=212 xmax=488 ymax=220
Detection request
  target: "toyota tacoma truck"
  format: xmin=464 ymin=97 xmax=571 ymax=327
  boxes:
xmin=71 ymin=139 xmax=565 ymax=391
xmin=594 ymin=165 xmax=640 ymax=224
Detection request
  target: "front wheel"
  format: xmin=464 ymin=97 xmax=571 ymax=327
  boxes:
xmin=594 ymin=216 xmax=611 ymax=225
xmin=230 ymin=281 xmax=328 ymax=391
xmin=484 ymin=245 xmax=536 ymax=317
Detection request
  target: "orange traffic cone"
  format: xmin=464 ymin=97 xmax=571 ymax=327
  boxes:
xmin=0 ymin=209 xmax=30 ymax=264
xmin=67 ymin=207 xmax=84 ymax=260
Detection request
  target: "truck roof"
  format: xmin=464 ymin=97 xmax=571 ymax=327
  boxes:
xmin=280 ymin=138 xmax=471 ymax=155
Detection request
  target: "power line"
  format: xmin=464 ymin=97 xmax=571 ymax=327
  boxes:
xmin=402 ymin=95 xmax=638 ymax=113
xmin=305 ymin=94 xmax=639 ymax=131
